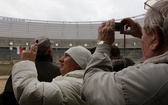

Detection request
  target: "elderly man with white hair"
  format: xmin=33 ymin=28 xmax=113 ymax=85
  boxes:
xmin=81 ymin=0 xmax=168 ymax=105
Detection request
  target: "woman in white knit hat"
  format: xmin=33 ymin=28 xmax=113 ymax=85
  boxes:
xmin=11 ymin=45 xmax=91 ymax=105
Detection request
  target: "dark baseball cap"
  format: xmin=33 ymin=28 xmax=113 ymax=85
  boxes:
xmin=30 ymin=36 xmax=52 ymax=54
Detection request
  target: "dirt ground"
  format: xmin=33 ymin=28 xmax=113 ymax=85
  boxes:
xmin=0 ymin=76 xmax=8 ymax=93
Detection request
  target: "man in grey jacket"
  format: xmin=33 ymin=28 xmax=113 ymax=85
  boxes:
xmin=82 ymin=0 xmax=168 ymax=105
xmin=12 ymin=45 xmax=91 ymax=105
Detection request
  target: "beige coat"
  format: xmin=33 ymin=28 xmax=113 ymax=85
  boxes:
xmin=82 ymin=44 xmax=168 ymax=105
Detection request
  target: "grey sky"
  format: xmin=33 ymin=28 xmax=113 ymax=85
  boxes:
xmin=0 ymin=0 xmax=147 ymax=21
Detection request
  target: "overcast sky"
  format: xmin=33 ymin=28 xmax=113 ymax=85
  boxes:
xmin=0 ymin=0 xmax=147 ymax=21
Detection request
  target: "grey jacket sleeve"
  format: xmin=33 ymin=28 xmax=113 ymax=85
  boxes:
xmin=82 ymin=44 xmax=125 ymax=105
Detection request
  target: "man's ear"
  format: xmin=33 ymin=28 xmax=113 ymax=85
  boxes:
xmin=150 ymin=26 xmax=163 ymax=50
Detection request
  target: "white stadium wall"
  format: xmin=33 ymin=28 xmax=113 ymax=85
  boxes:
xmin=0 ymin=15 xmax=144 ymax=62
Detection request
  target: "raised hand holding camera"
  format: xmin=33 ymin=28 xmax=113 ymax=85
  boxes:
xmin=98 ymin=19 xmax=115 ymax=46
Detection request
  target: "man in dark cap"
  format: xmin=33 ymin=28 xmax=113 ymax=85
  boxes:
xmin=30 ymin=36 xmax=61 ymax=81
xmin=0 ymin=36 xmax=60 ymax=105
xmin=89 ymin=45 xmax=135 ymax=72
xmin=110 ymin=45 xmax=135 ymax=72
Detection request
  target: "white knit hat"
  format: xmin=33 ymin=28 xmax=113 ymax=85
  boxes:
xmin=65 ymin=46 xmax=91 ymax=69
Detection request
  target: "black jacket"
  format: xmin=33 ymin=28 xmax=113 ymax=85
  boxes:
xmin=112 ymin=56 xmax=135 ymax=72
xmin=0 ymin=55 xmax=60 ymax=105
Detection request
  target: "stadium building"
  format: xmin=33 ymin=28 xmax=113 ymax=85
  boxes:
xmin=0 ymin=15 xmax=144 ymax=63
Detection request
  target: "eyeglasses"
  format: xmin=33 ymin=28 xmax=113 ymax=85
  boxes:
xmin=144 ymin=0 xmax=166 ymax=36
xmin=144 ymin=0 xmax=165 ymax=19
xmin=144 ymin=0 xmax=158 ymax=10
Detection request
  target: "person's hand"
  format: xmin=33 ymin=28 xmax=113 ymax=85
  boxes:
xmin=98 ymin=19 xmax=115 ymax=45
xmin=21 ymin=44 xmax=38 ymax=61
xmin=120 ymin=18 xmax=142 ymax=38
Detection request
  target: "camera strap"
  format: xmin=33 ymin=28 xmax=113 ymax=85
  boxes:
xmin=124 ymin=34 xmax=126 ymax=55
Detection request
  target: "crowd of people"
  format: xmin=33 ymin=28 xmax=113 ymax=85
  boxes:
xmin=0 ymin=0 xmax=168 ymax=105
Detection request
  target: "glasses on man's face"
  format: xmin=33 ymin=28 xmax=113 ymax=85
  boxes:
xmin=144 ymin=0 xmax=165 ymax=19
xmin=144 ymin=0 xmax=159 ymax=10
xmin=144 ymin=0 xmax=166 ymax=35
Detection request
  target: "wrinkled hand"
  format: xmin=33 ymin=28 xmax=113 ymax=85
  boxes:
xmin=98 ymin=19 xmax=115 ymax=45
xmin=21 ymin=44 xmax=38 ymax=61
xmin=120 ymin=18 xmax=142 ymax=38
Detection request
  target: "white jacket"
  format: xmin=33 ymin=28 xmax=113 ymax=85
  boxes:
xmin=12 ymin=60 xmax=87 ymax=105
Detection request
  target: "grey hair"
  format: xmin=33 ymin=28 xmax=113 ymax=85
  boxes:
xmin=144 ymin=0 xmax=168 ymax=42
